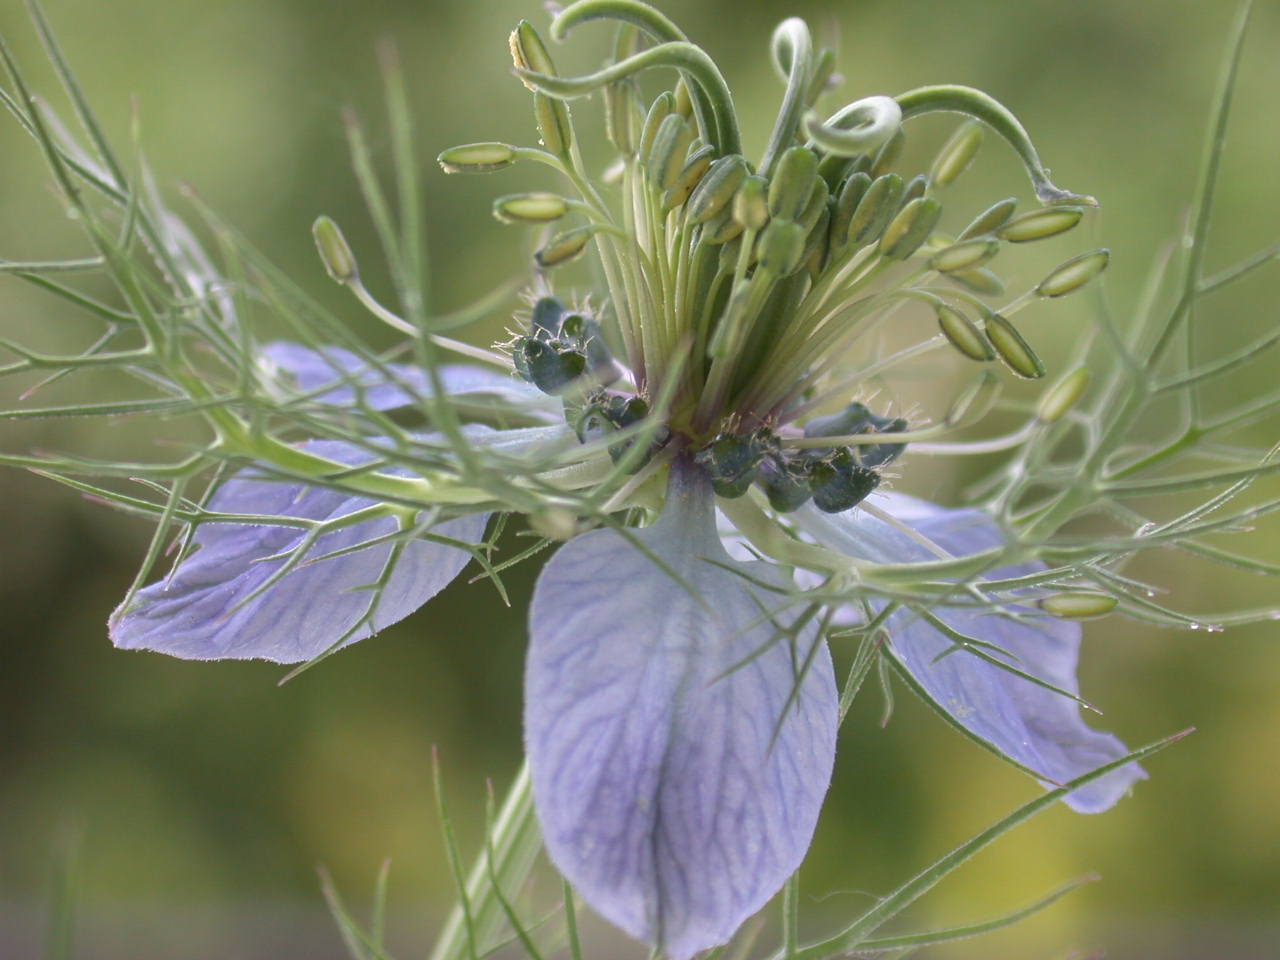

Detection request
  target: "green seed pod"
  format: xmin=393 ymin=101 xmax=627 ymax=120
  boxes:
xmin=871 ymin=128 xmax=905 ymax=177
xmin=646 ymin=112 xmax=693 ymax=189
xmin=768 ymin=145 xmax=819 ymax=221
xmin=533 ymin=92 xmax=572 ymax=158
xmin=959 ymin=197 xmax=1017 ymax=238
xmin=935 ymin=303 xmax=994 ymax=361
xmin=687 ymin=154 xmax=748 ymax=225
xmin=534 ymin=227 xmax=595 ymax=268
xmin=757 ymin=219 xmax=808 ymax=275
xmin=1039 ymin=592 xmax=1118 ymax=619
xmin=830 ymin=171 xmax=871 ymax=250
xmin=733 ymin=175 xmax=770 ymax=231
xmin=437 ymin=142 xmax=518 ymax=174
xmin=1037 ymin=249 xmax=1110 ymax=298
xmin=948 ymin=266 xmax=1005 ymax=296
xmin=637 ymin=92 xmax=674 ymax=163
xmin=509 ymin=20 xmax=557 ymax=86
xmin=901 ymin=173 xmax=929 ymax=205
xmin=846 ymin=172 xmax=904 ymax=247
xmin=796 ymin=176 xmax=830 ymax=234
xmin=1037 ymin=365 xmax=1090 ymax=422
xmin=663 ymin=145 xmax=715 ymax=211
xmin=312 ymin=216 xmax=359 ymax=284
xmin=985 ymin=314 xmax=1045 ymax=379
xmin=930 ymin=122 xmax=984 ymax=186
xmin=998 ymin=205 xmax=1084 ymax=243
xmin=929 ymin=237 xmax=1000 ymax=273
xmin=493 ymin=192 xmax=570 ymax=224
xmin=604 ymin=80 xmax=639 ymax=156
xmin=880 ymin=196 xmax=942 ymax=260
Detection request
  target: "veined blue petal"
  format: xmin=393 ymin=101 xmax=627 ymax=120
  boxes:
xmin=526 ymin=463 xmax=837 ymax=959
xmin=794 ymin=491 xmax=1144 ymax=813
xmin=110 ymin=439 xmax=488 ymax=663
xmin=259 ymin=341 xmax=555 ymax=414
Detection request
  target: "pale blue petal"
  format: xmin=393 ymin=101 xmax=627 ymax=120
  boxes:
xmin=110 ymin=439 xmax=487 ymax=663
xmin=260 ymin=341 xmax=554 ymax=413
xmin=794 ymin=491 xmax=1144 ymax=813
xmin=526 ymin=464 xmax=837 ymax=959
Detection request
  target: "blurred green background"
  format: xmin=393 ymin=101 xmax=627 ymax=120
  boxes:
xmin=1 ymin=0 xmax=1278 ymax=957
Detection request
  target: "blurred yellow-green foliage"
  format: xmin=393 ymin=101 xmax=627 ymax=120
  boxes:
xmin=1 ymin=0 xmax=1277 ymax=957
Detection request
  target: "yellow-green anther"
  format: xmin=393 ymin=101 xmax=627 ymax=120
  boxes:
xmin=662 ymin=144 xmax=714 ymax=211
xmin=817 ymin=153 xmax=851 ymax=190
xmin=880 ymin=196 xmax=942 ymax=260
xmin=312 ymin=216 xmax=358 ymax=284
xmin=534 ymin=92 xmax=573 ymax=158
xmin=801 ymin=204 xmax=831 ymax=272
xmin=646 ymin=112 xmax=692 ymax=189
xmin=510 ymin=20 xmax=558 ymax=87
xmin=687 ymin=154 xmax=748 ymax=224
xmin=733 ymin=175 xmax=769 ymax=231
xmin=931 ymin=121 xmax=984 ymax=186
xmin=605 ymin=80 xmax=639 ymax=155
xmin=673 ymin=77 xmax=695 ymax=120
xmin=998 ymin=205 xmax=1084 ymax=243
xmin=948 ymin=266 xmax=1005 ymax=295
xmin=718 ymin=233 xmax=744 ymax=271
xmin=493 ymin=192 xmax=570 ymax=224
xmin=935 ymin=303 xmax=994 ymax=361
xmin=959 ymin=197 xmax=1017 ymax=238
xmin=768 ymin=145 xmax=818 ymax=220
xmin=796 ymin=177 xmax=830 ymax=234
xmin=945 ymin=369 xmax=1001 ymax=425
xmin=871 ymin=128 xmax=904 ymax=177
xmin=1037 ymin=365 xmax=1090 ymax=422
xmin=929 ymin=237 xmax=1000 ymax=273
xmin=1039 ymin=592 xmax=1118 ymax=619
xmin=846 ymin=172 xmax=904 ymax=247
xmin=757 ymin=219 xmax=807 ymax=275
xmin=638 ymin=92 xmax=674 ymax=163
xmin=830 ymin=171 xmax=871 ymax=248
xmin=985 ymin=314 xmax=1045 ymax=379
xmin=437 ymin=142 xmax=518 ymax=174
xmin=535 ymin=227 xmax=595 ymax=268
xmin=1037 ymin=248 xmax=1110 ymax=298
xmin=902 ymin=173 xmax=929 ymax=205
xmin=530 ymin=506 xmax=579 ymax=541
xmin=703 ymin=206 xmax=745 ymax=244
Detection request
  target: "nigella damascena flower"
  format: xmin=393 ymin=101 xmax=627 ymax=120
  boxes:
xmin=110 ymin=5 xmax=1142 ymax=957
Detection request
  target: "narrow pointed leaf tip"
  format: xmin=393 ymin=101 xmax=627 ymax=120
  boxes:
xmin=525 ymin=461 xmax=837 ymax=958
xmin=795 ymin=492 xmax=1145 ymax=813
xmin=109 ymin=439 xmax=488 ymax=663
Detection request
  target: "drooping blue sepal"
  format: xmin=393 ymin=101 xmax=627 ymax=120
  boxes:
xmin=110 ymin=439 xmax=488 ymax=663
xmin=525 ymin=462 xmax=838 ymax=958
xmin=795 ymin=492 xmax=1145 ymax=813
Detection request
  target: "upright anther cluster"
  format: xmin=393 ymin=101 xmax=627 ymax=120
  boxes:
xmin=441 ymin=4 xmax=1110 ymax=517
